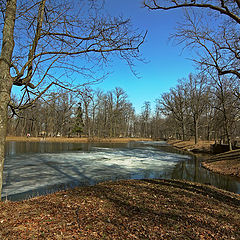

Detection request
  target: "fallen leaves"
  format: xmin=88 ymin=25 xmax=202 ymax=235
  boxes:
xmin=0 ymin=179 xmax=239 ymax=239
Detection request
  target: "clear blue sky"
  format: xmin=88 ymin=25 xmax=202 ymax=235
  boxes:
xmin=94 ymin=0 xmax=196 ymax=113
xmin=11 ymin=0 xmax=196 ymax=114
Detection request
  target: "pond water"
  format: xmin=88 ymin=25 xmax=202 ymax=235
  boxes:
xmin=3 ymin=141 xmax=240 ymax=201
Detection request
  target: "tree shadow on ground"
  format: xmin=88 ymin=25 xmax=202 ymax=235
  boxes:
xmin=71 ymin=179 xmax=240 ymax=239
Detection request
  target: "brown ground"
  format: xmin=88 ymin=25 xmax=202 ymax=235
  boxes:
xmin=0 ymin=179 xmax=239 ymax=240
xmin=202 ymin=149 xmax=240 ymax=178
xmin=6 ymin=136 xmax=151 ymax=143
xmin=167 ymin=139 xmax=214 ymax=154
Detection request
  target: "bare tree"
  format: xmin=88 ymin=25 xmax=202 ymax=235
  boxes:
xmin=112 ymin=87 xmax=129 ymax=137
xmin=140 ymin=101 xmax=151 ymax=137
xmin=144 ymin=0 xmax=240 ymax=145
xmin=150 ymin=103 xmax=165 ymax=140
xmin=209 ymin=73 xmax=240 ymax=150
xmin=144 ymin=1 xmax=240 ymax=24
xmin=88 ymin=87 xmax=134 ymax=138
xmin=158 ymin=83 xmax=188 ymax=140
xmin=175 ymin=11 xmax=239 ymax=78
xmin=184 ymin=73 xmax=209 ymax=144
xmin=80 ymin=88 xmax=93 ymax=137
xmin=0 ymin=0 xmax=145 ymax=198
xmin=144 ymin=1 xmax=240 ymax=79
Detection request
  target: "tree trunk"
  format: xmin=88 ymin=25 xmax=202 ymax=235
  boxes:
xmin=225 ymin=125 xmax=232 ymax=151
xmin=194 ymin=117 xmax=199 ymax=145
xmin=0 ymin=80 xmax=12 ymax=199
xmin=207 ymin=124 xmax=210 ymax=141
xmin=181 ymin=123 xmax=186 ymax=141
xmin=0 ymin=0 xmax=17 ymax=199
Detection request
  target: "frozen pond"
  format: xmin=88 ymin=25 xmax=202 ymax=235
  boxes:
xmin=3 ymin=141 xmax=240 ymax=200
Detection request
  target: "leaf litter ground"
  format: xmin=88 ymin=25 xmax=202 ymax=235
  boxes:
xmin=0 ymin=179 xmax=239 ymax=239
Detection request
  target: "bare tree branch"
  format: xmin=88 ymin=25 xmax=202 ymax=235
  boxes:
xmin=144 ymin=0 xmax=240 ymax=24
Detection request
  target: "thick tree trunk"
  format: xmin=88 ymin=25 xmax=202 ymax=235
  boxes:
xmin=181 ymin=123 xmax=186 ymax=141
xmin=0 ymin=0 xmax=17 ymax=199
xmin=0 ymin=78 xmax=12 ymax=199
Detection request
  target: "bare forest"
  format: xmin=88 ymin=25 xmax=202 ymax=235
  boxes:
xmin=8 ymin=75 xmax=240 ymax=148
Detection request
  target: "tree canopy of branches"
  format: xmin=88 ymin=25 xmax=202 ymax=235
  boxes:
xmin=144 ymin=0 xmax=240 ymax=145
xmin=0 ymin=0 xmax=146 ymax=198
xmin=7 ymin=87 xmax=162 ymax=139
xmin=157 ymin=72 xmax=239 ymax=146
xmin=144 ymin=1 xmax=240 ymax=80
xmin=9 ymin=77 xmax=240 ymax=146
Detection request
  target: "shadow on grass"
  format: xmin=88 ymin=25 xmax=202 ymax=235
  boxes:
xmin=141 ymin=179 xmax=240 ymax=207
xmin=71 ymin=179 xmax=240 ymax=239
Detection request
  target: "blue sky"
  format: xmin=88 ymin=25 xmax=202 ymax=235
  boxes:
xmin=11 ymin=0 xmax=196 ymax=114
xmin=93 ymin=0 xmax=196 ymax=113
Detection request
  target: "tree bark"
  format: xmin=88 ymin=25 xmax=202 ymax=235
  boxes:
xmin=225 ymin=124 xmax=232 ymax=151
xmin=0 ymin=0 xmax=17 ymax=199
xmin=181 ymin=123 xmax=186 ymax=141
xmin=194 ymin=117 xmax=199 ymax=145
xmin=0 ymin=81 xmax=12 ymax=198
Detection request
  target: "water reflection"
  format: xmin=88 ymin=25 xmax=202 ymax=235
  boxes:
xmin=3 ymin=141 xmax=240 ymax=201
xmin=5 ymin=141 xmax=92 ymax=155
xmin=171 ymin=157 xmax=240 ymax=193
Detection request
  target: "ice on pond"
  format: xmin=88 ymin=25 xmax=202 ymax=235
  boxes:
xmin=2 ymin=145 xmax=190 ymax=199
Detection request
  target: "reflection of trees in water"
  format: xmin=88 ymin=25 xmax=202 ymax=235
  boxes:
xmin=137 ymin=167 xmax=175 ymax=180
xmin=5 ymin=142 xmax=93 ymax=156
xmin=5 ymin=141 xmax=240 ymax=194
xmin=171 ymin=156 xmax=239 ymax=193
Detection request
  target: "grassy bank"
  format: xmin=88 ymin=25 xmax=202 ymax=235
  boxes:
xmin=167 ymin=139 xmax=214 ymax=154
xmin=0 ymin=179 xmax=239 ymax=239
xmin=6 ymin=136 xmax=151 ymax=143
xmin=202 ymin=149 xmax=240 ymax=178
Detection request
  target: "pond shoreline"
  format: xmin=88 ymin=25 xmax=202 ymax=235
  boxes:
xmin=2 ymin=138 xmax=239 ymax=238
xmin=202 ymin=149 xmax=240 ymax=178
xmin=4 ymin=139 xmax=240 ymax=203
xmin=6 ymin=136 xmax=152 ymax=143
xmin=167 ymin=139 xmax=214 ymax=155
xmin=6 ymin=136 xmax=240 ymax=179
xmin=167 ymin=139 xmax=240 ymax=179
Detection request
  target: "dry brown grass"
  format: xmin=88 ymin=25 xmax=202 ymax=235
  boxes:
xmin=167 ymin=139 xmax=214 ymax=153
xmin=202 ymin=149 xmax=240 ymax=178
xmin=202 ymin=160 xmax=240 ymax=178
xmin=6 ymin=136 xmax=151 ymax=143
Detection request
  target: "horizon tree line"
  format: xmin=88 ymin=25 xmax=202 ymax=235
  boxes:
xmin=7 ymin=87 xmax=157 ymax=139
xmin=8 ymin=75 xmax=240 ymax=149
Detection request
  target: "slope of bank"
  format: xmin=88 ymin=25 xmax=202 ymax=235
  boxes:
xmin=167 ymin=139 xmax=214 ymax=154
xmin=0 ymin=179 xmax=239 ymax=239
xmin=202 ymin=149 xmax=240 ymax=178
xmin=167 ymin=140 xmax=240 ymax=178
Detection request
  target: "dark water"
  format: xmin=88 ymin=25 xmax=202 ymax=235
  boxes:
xmin=3 ymin=141 xmax=240 ymax=201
